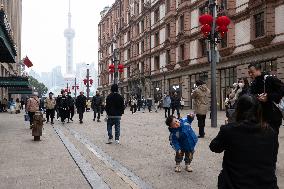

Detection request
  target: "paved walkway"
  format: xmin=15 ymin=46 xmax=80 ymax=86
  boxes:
xmin=0 ymin=112 xmax=90 ymax=189
xmin=0 ymin=109 xmax=283 ymax=189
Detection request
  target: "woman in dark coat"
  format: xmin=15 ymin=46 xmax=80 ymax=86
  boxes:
xmin=210 ymin=95 xmax=278 ymax=189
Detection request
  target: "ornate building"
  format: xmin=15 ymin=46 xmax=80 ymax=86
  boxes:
xmin=0 ymin=0 xmax=22 ymax=100
xmin=98 ymin=0 xmax=284 ymax=110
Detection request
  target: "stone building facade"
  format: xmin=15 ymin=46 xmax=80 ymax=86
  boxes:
xmin=98 ymin=0 xmax=284 ymax=110
xmin=0 ymin=0 xmax=22 ymax=100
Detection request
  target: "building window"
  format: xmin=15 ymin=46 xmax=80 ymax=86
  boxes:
xmin=166 ymin=0 xmax=171 ymax=12
xmin=260 ymin=59 xmax=277 ymax=75
xmin=154 ymin=8 xmax=160 ymax=23
xmin=141 ymin=61 xmax=145 ymax=73
xmin=141 ymin=20 xmax=145 ymax=32
xmin=166 ymin=23 xmax=171 ymax=38
xmin=127 ymin=30 xmax=131 ymax=41
xmin=199 ymin=39 xmax=207 ymax=56
xmin=127 ymin=48 xmax=131 ymax=59
xmin=166 ymin=49 xmax=171 ymax=64
xmin=127 ymin=67 xmax=130 ymax=77
xmin=199 ymin=5 xmax=207 ymax=15
xmin=137 ymin=43 xmax=140 ymax=55
xmin=179 ymin=15 xmax=184 ymax=33
xmin=141 ymin=0 xmax=145 ymax=11
xmin=221 ymin=0 xmax=227 ymax=10
xmin=219 ymin=67 xmax=237 ymax=110
xmin=141 ymin=40 xmax=145 ymax=53
xmin=155 ymin=32 xmax=160 ymax=46
xmin=179 ymin=44 xmax=185 ymax=61
xmin=136 ymin=23 xmax=140 ymax=35
xmin=154 ymin=56 xmax=160 ymax=70
xmin=221 ymin=33 xmax=227 ymax=48
xmin=254 ymin=12 xmax=265 ymax=38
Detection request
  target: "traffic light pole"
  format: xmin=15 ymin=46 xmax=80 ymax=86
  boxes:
xmin=74 ymin=77 xmax=77 ymax=97
xmin=209 ymin=0 xmax=217 ymax=128
xmin=113 ymin=49 xmax=118 ymax=85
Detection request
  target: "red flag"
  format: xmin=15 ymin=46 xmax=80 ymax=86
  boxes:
xmin=23 ymin=56 xmax=33 ymax=68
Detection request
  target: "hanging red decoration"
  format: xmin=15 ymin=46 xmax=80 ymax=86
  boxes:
xmin=118 ymin=64 xmax=124 ymax=69
xmin=119 ymin=69 xmax=124 ymax=73
xmin=199 ymin=14 xmax=213 ymax=25
xmin=89 ymin=79 xmax=93 ymax=85
xmin=201 ymin=24 xmax=212 ymax=36
xmin=216 ymin=16 xmax=230 ymax=26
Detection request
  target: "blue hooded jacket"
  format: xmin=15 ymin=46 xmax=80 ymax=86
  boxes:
xmin=168 ymin=116 xmax=198 ymax=152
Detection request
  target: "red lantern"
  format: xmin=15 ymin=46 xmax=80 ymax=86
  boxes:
xmin=89 ymin=79 xmax=93 ymax=85
xmin=217 ymin=25 xmax=228 ymax=38
xmin=119 ymin=69 xmax=124 ymax=73
xmin=83 ymin=79 xmax=87 ymax=85
xmin=76 ymin=86 xmax=79 ymax=90
xmin=199 ymin=14 xmax=213 ymax=25
xmin=201 ymin=24 xmax=211 ymax=36
xmin=109 ymin=64 xmax=115 ymax=73
xmin=216 ymin=16 xmax=230 ymax=27
xmin=118 ymin=64 xmax=124 ymax=69
xmin=72 ymin=86 xmax=74 ymax=90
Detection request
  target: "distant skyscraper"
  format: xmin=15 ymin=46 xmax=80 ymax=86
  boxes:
xmin=64 ymin=0 xmax=75 ymax=75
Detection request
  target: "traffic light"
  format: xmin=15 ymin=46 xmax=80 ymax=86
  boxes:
xmin=109 ymin=64 xmax=115 ymax=73
xmin=216 ymin=16 xmax=230 ymax=38
xmin=199 ymin=14 xmax=213 ymax=37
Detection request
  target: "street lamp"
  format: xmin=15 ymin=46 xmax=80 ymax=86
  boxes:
xmin=199 ymin=1 xmax=230 ymax=128
xmin=161 ymin=66 xmax=166 ymax=94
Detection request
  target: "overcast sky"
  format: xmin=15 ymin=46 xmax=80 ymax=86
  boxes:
xmin=22 ymin=0 xmax=115 ymax=74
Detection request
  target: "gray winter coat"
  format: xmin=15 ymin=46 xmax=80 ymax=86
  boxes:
xmin=163 ymin=96 xmax=171 ymax=108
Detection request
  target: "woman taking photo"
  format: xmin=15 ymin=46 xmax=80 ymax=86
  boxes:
xmin=210 ymin=95 xmax=278 ymax=189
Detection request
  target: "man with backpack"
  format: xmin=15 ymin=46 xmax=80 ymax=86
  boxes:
xmin=248 ymin=62 xmax=284 ymax=168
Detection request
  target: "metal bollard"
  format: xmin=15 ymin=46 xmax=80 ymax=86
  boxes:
xmin=32 ymin=111 xmax=45 ymax=141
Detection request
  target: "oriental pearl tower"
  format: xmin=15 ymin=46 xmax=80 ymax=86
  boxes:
xmin=64 ymin=0 xmax=75 ymax=76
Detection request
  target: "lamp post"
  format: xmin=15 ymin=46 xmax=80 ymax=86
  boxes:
xmin=161 ymin=66 xmax=166 ymax=94
xmin=86 ymin=63 xmax=90 ymax=99
xmin=199 ymin=0 xmax=230 ymax=128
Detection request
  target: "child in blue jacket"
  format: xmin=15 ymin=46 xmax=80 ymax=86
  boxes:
xmin=166 ymin=114 xmax=198 ymax=172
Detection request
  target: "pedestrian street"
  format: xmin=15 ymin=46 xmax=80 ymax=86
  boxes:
xmin=0 ymin=109 xmax=283 ymax=189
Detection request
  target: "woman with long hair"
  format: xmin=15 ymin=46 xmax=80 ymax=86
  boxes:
xmin=210 ymin=95 xmax=278 ymax=189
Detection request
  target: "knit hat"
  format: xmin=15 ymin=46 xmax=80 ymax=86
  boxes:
xmin=111 ymin=84 xmax=118 ymax=92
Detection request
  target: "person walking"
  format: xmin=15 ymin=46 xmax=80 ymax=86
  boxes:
xmin=15 ymin=98 xmax=21 ymax=114
xmin=26 ymin=94 xmax=40 ymax=129
xmin=248 ymin=62 xmax=284 ymax=168
xmin=130 ymin=96 xmax=137 ymax=114
xmin=210 ymin=95 xmax=278 ymax=189
xmin=92 ymin=91 xmax=103 ymax=122
xmin=180 ymin=97 xmax=185 ymax=110
xmin=2 ymin=98 xmax=7 ymax=112
xmin=105 ymin=84 xmax=124 ymax=144
xmin=191 ymin=80 xmax=210 ymax=138
xmin=58 ymin=90 xmax=69 ymax=124
xmin=45 ymin=92 xmax=56 ymax=125
xmin=20 ymin=98 xmax=25 ymax=110
xmin=154 ymin=96 xmax=159 ymax=113
xmin=171 ymin=92 xmax=181 ymax=119
xmin=67 ymin=92 xmax=75 ymax=122
xmin=76 ymin=92 xmax=87 ymax=124
xmin=163 ymin=93 xmax=171 ymax=118
xmin=147 ymin=97 xmax=153 ymax=112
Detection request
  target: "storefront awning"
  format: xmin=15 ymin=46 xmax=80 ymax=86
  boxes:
xmin=0 ymin=9 xmax=17 ymax=63
xmin=0 ymin=77 xmax=29 ymax=87
xmin=8 ymin=87 xmax=33 ymax=94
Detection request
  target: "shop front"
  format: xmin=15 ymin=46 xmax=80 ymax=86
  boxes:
xmin=168 ymin=77 xmax=182 ymax=97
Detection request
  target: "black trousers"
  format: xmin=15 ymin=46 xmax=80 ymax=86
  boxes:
xmin=270 ymin=124 xmax=280 ymax=169
xmin=60 ymin=108 xmax=68 ymax=122
xmin=196 ymin=114 xmax=206 ymax=137
xmin=93 ymin=106 xmax=101 ymax=120
xmin=69 ymin=106 xmax=75 ymax=120
xmin=172 ymin=107 xmax=180 ymax=119
xmin=164 ymin=107 xmax=170 ymax=118
xmin=77 ymin=107 xmax=84 ymax=121
xmin=46 ymin=109 xmax=55 ymax=122
xmin=131 ymin=105 xmax=137 ymax=114
xmin=28 ymin=112 xmax=35 ymax=126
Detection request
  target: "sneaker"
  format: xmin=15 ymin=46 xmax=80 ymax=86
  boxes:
xmin=80 ymin=120 xmax=83 ymax=124
xmin=106 ymin=138 xmax=113 ymax=144
xmin=51 ymin=122 xmax=54 ymax=125
xmin=115 ymin=140 xmax=120 ymax=144
xmin=70 ymin=118 xmax=73 ymax=121
xmin=185 ymin=165 xmax=193 ymax=172
xmin=175 ymin=165 xmax=182 ymax=172
xmin=46 ymin=121 xmax=49 ymax=123
xmin=97 ymin=120 xmax=101 ymax=122
xmin=93 ymin=119 xmax=96 ymax=121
